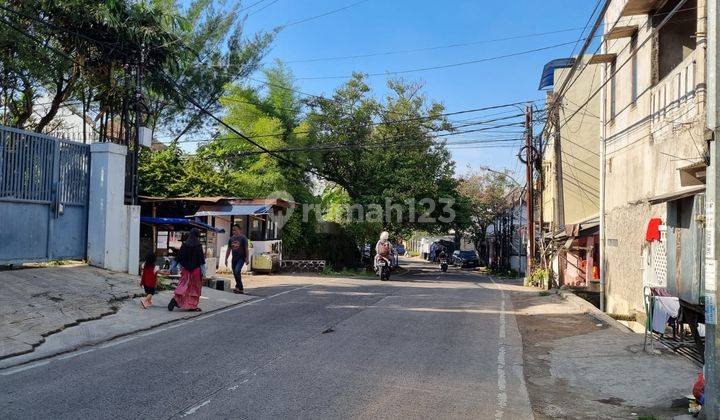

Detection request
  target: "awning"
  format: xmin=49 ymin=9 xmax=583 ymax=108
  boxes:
xmin=620 ymin=0 xmax=662 ymax=17
xmin=538 ymin=58 xmax=575 ymax=90
xmin=553 ymin=215 xmax=600 ymax=240
xmin=140 ymin=217 xmax=225 ymax=233
xmin=191 ymin=204 xmax=272 ymax=217
xmin=646 ymin=185 xmax=705 ymax=205
xmin=605 ymin=25 xmax=638 ymax=40
xmin=138 ymin=196 xmax=230 ymax=204
xmin=588 ymin=54 xmax=617 ymax=65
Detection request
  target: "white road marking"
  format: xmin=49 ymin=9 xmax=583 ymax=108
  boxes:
xmin=91 ymin=284 xmax=317 ymax=346
xmin=0 ymin=360 xmax=50 ymax=376
xmin=57 ymin=349 xmax=95 ymax=360
xmin=499 ymin=299 xmax=506 ymax=340
xmin=488 ymin=278 xmax=507 ymax=420
xmin=227 ymin=379 xmax=250 ymax=391
xmin=182 ymin=399 xmax=211 ymax=416
xmin=0 ymin=284 xmax=318 ymax=376
xmin=100 ymin=336 xmax=138 ymax=348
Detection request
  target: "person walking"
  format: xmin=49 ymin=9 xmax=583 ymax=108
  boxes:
xmin=168 ymin=228 xmax=205 ymax=312
xmin=225 ymin=224 xmax=249 ymax=294
xmin=140 ymin=251 xmax=159 ymax=308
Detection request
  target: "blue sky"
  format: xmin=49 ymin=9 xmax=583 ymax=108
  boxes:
xmin=230 ymin=0 xmax=598 ymax=180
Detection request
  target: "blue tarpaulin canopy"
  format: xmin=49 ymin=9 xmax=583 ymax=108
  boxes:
xmin=538 ymin=58 xmax=576 ymax=90
xmin=140 ymin=217 xmax=225 ymax=233
xmin=191 ymin=204 xmax=271 ymax=217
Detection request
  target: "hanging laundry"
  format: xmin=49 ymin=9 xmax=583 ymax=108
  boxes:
xmin=645 ymin=218 xmax=662 ymax=242
xmin=652 ymin=295 xmax=680 ymax=333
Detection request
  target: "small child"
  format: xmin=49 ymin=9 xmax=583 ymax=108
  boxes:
xmin=140 ymin=251 xmax=159 ymax=308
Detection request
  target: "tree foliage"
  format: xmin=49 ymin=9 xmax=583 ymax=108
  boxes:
xmin=456 ymin=170 xmax=517 ymax=251
xmin=306 ymin=74 xmax=459 ymax=239
xmin=0 ymin=0 xmax=272 ymax=139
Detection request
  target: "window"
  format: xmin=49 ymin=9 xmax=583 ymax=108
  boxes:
xmin=249 ymin=216 xmax=263 ymax=241
xmin=654 ymin=0 xmax=697 ymax=81
xmin=610 ymin=59 xmax=617 ymax=120
xmin=630 ymin=33 xmax=638 ymax=104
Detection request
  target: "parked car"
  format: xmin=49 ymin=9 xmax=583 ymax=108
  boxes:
xmin=452 ymin=250 xmax=480 ymax=268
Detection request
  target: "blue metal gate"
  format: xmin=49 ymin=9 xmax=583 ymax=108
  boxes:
xmin=0 ymin=126 xmax=90 ymax=264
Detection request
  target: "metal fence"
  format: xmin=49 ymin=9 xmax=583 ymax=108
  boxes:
xmin=0 ymin=126 xmax=90 ymax=264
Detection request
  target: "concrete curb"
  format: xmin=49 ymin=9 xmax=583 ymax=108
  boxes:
xmin=0 ymin=294 xmax=259 ymax=370
xmin=556 ymin=289 xmax=632 ymax=334
xmin=0 ymin=290 xmax=144 ymax=361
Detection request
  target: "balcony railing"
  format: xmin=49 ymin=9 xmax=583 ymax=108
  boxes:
xmin=650 ymin=49 xmax=698 ymax=134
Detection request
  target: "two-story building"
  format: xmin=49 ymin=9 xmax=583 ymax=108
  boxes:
xmin=599 ymin=0 xmax=707 ymax=327
xmin=539 ymin=56 xmax=602 ymax=289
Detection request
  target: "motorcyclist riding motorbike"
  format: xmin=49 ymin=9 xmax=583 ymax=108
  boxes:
xmin=375 ymin=231 xmax=392 ymax=281
xmin=438 ymin=246 xmax=449 ymax=272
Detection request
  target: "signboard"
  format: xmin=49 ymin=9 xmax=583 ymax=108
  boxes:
xmin=156 ymin=232 xmax=169 ymax=250
xmin=706 ymin=294 xmax=717 ymax=325
xmin=707 ymin=259 xmax=717 ymax=292
xmin=707 ymin=201 xmax=715 ymax=259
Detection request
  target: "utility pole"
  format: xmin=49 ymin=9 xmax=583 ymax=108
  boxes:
xmin=552 ymin=95 xmax=566 ymax=288
xmin=599 ymin=59 xmax=607 ymax=313
xmin=704 ymin=0 xmax=719 ymax=416
xmin=552 ymin=94 xmax=566 ymax=229
xmin=133 ymin=47 xmax=144 ymax=206
xmin=525 ymin=105 xmax=535 ymax=277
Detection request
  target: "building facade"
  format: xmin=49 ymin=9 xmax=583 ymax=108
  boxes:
xmin=539 ymin=56 xmax=601 ymax=289
xmin=542 ymin=57 xmax=602 ymax=231
xmin=600 ymin=0 xmax=707 ymax=321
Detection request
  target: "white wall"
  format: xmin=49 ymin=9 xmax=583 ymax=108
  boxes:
xmin=86 ymin=143 xmax=139 ymax=274
xmin=600 ymin=0 xmax=706 ymax=315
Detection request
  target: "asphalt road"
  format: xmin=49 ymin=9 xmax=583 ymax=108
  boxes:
xmin=0 ymin=258 xmax=532 ymax=419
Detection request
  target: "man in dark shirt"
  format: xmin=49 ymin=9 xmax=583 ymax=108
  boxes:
xmin=225 ymin=224 xmax=249 ymax=294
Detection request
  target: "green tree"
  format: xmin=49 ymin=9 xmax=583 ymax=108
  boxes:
xmin=196 ymin=62 xmax=311 ymax=199
xmin=456 ymin=170 xmax=517 ymax=257
xmin=306 ymin=74 xmax=459 ymax=239
xmin=145 ymin=0 xmax=275 ymax=142
xmin=0 ymin=0 xmax=273 ymax=140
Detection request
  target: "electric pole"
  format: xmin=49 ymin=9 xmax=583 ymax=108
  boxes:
xmin=553 ymin=94 xmax=566 ymax=230
xmin=133 ymin=47 xmax=144 ymax=206
xmin=525 ymin=105 xmax=534 ymax=277
xmin=704 ymin=0 xmax=719 ymax=416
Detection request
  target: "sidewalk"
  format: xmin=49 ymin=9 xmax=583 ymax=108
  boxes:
xmin=501 ymin=280 xmax=699 ymax=419
xmin=0 ymin=265 xmax=253 ymax=367
xmin=0 ymin=265 xmax=140 ymax=360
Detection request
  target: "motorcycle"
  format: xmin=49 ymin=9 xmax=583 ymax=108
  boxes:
xmin=439 ymin=254 xmax=448 ymax=272
xmin=375 ymin=255 xmax=391 ymax=281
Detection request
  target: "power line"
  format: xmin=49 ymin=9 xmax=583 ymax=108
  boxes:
xmin=538 ymin=0 xmax=694 ymax=158
xmin=240 ymin=0 xmax=271 ymax=13
xmin=551 ymin=4 xmax=699 ymax=138
xmin=569 ymin=0 xmax=604 ymax=59
xmin=279 ymin=0 xmax=370 ymax=29
xmin=284 ymin=27 xmax=588 ymax=64
xmin=0 ymin=3 xmax=118 ymax=48
xmin=176 ymin=118 xmax=529 ymax=145
xmin=541 ymin=0 xmax=611 ymax=137
xmin=210 ymin=137 xmax=526 ymax=158
xmin=175 ymin=102 xmax=536 ymax=144
xmin=294 ymin=40 xmax=589 ymax=80
xmin=3 ymin=9 xmax=538 ymax=152
xmin=248 ymin=0 xmax=281 ymax=16
xmin=2 ymin=2 xmax=535 ymax=178
xmin=158 ymin=71 xmax=332 ymax=179
xmin=558 ymin=0 xmax=690 ymax=132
